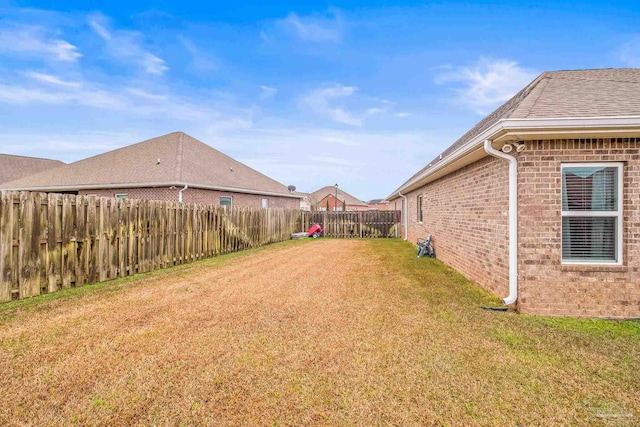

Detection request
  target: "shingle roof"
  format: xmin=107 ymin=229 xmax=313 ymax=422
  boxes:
xmin=0 ymin=154 xmax=64 ymax=185
xmin=1 ymin=132 xmax=296 ymax=196
xmin=310 ymin=186 xmax=368 ymax=207
xmin=393 ymin=68 xmax=640 ymax=196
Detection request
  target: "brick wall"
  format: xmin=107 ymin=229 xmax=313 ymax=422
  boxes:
xmin=79 ymin=187 xmax=300 ymax=209
xmin=518 ymin=138 xmax=640 ymax=318
xmin=399 ymin=138 xmax=640 ymax=319
xmin=404 ymin=156 xmax=510 ymax=297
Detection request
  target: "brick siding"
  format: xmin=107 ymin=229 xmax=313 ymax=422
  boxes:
xmin=399 ymin=138 xmax=640 ymax=319
xmin=518 ymin=138 xmax=640 ymax=318
xmin=404 ymin=156 xmax=510 ymax=298
xmin=316 ymin=194 xmax=368 ymax=211
xmin=79 ymin=187 xmax=300 ymax=209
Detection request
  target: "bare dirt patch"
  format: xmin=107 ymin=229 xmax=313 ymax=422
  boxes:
xmin=1 ymin=239 xmax=639 ymax=426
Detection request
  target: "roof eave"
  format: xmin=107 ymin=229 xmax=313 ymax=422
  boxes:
xmin=387 ymin=116 xmax=640 ymax=200
xmin=2 ymin=181 xmax=302 ymax=199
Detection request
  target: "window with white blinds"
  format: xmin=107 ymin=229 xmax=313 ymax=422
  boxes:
xmin=561 ymin=163 xmax=623 ymax=264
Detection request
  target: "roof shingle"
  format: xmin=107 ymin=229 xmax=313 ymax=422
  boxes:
xmin=310 ymin=186 xmax=368 ymax=207
xmin=1 ymin=132 xmax=294 ymax=196
xmin=392 ymin=68 xmax=640 ymax=196
xmin=0 ymin=154 xmax=64 ymax=185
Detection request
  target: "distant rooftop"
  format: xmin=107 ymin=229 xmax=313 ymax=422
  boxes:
xmin=0 ymin=154 xmax=65 ymax=186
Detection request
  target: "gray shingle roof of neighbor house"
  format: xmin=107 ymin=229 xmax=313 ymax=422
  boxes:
xmin=1 ymin=132 xmax=300 ymax=198
xmin=388 ymin=68 xmax=640 ymax=200
xmin=310 ymin=186 xmax=368 ymax=207
xmin=0 ymin=154 xmax=65 ymax=185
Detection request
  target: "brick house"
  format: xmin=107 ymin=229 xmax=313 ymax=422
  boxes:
xmin=0 ymin=154 xmax=64 ymax=185
xmin=309 ymin=186 xmax=369 ymax=211
xmin=387 ymin=69 xmax=640 ymax=319
xmin=1 ymin=132 xmax=301 ymax=209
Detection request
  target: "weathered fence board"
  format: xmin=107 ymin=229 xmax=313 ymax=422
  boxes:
xmin=0 ymin=191 xmax=308 ymax=303
xmin=0 ymin=192 xmax=13 ymax=301
xmin=308 ymin=210 xmax=400 ymax=238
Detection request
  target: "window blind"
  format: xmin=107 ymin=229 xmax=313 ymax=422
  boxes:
xmin=561 ymin=165 xmax=620 ymax=263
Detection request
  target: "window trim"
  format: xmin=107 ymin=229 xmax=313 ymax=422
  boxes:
xmin=220 ymin=195 xmax=233 ymax=208
xmin=417 ymin=195 xmax=423 ymax=223
xmin=560 ymin=162 xmax=623 ymax=265
xmin=261 ymin=198 xmax=269 ymax=209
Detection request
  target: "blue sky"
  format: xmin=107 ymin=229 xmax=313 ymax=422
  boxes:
xmin=0 ymin=1 xmax=639 ymax=200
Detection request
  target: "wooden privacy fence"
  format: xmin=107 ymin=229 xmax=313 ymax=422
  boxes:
xmin=308 ymin=211 xmax=400 ymax=238
xmin=0 ymin=191 xmax=308 ymax=302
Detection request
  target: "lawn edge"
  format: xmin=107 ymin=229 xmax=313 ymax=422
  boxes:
xmin=0 ymin=238 xmax=314 ymax=320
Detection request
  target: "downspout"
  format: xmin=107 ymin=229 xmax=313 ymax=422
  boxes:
xmin=398 ymin=191 xmax=408 ymax=241
xmin=178 ymin=184 xmax=189 ymax=203
xmin=483 ymin=140 xmax=518 ymax=305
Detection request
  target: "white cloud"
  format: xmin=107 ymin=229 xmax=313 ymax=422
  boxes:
xmin=0 ymin=131 xmax=145 ymax=161
xmin=259 ymin=85 xmax=277 ymax=99
xmin=365 ymin=107 xmax=385 ymax=116
xmin=435 ymin=58 xmax=538 ymax=114
xmin=302 ymin=84 xmax=391 ymax=126
xmin=126 ymin=88 xmax=168 ymax=101
xmin=620 ymin=36 xmax=640 ymax=67
xmin=203 ymin=127 xmax=445 ymax=199
xmin=395 ymin=112 xmax=410 ymax=118
xmin=0 ymin=72 xmax=252 ymax=123
xmin=177 ymin=35 xmax=218 ymax=72
xmin=0 ymin=82 xmax=126 ymax=109
xmin=25 ymin=72 xmax=81 ymax=88
xmin=280 ymin=10 xmax=343 ymax=42
xmin=0 ymin=24 xmax=81 ymax=62
xmin=89 ymin=14 xmax=168 ymax=75
xmin=303 ymin=84 xmax=362 ymax=126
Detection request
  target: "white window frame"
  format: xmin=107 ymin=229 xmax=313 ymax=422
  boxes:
xmin=417 ymin=195 xmax=423 ymax=223
xmin=262 ymin=198 xmax=269 ymax=209
xmin=560 ymin=162 xmax=623 ymax=265
xmin=220 ymin=196 xmax=233 ymax=208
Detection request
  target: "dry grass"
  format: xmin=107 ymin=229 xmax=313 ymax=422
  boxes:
xmin=0 ymin=239 xmax=639 ymax=426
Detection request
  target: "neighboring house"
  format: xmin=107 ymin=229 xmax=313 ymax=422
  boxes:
xmin=1 ymin=132 xmax=301 ymax=209
xmin=367 ymin=199 xmax=389 ymax=211
xmin=310 ymin=186 xmax=369 ymax=211
xmin=0 ymin=154 xmax=64 ymax=185
xmin=387 ymin=68 xmax=640 ymax=319
xmin=294 ymin=192 xmax=312 ymax=211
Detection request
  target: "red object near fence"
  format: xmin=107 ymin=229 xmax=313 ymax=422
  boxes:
xmin=307 ymin=223 xmax=323 ymax=238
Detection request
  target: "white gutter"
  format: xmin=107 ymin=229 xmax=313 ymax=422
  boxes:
xmin=3 ymin=181 xmax=302 ymax=199
xmin=390 ymin=116 xmax=640 ymax=198
xmin=483 ymin=140 xmax=518 ymax=305
xmin=178 ymin=184 xmax=188 ymax=203
xmin=398 ymin=191 xmax=408 ymax=241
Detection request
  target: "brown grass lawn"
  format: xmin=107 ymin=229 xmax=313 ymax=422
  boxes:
xmin=1 ymin=239 xmax=639 ymax=426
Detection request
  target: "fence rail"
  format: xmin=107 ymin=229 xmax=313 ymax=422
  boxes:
xmin=0 ymin=191 xmax=307 ymax=302
xmin=308 ymin=211 xmax=400 ymax=238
